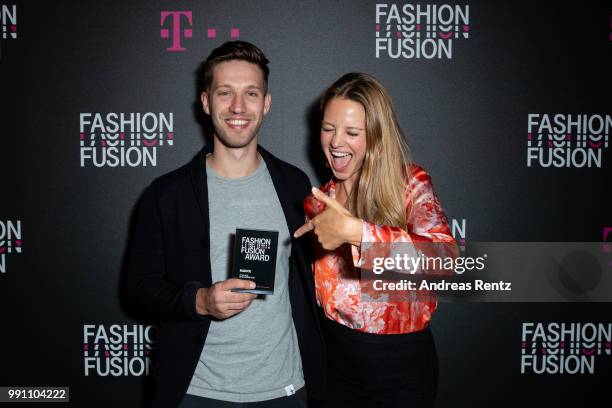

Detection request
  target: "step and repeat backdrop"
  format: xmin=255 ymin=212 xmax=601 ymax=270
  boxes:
xmin=1 ymin=0 xmax=611 ymax=407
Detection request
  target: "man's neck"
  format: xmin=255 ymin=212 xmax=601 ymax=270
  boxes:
xmin=206 ymin=137 xmax=261 ymax=179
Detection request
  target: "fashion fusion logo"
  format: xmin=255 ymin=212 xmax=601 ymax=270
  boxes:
xmin=160 ymin=10 xmax=240 ymax=51
xmin=527 ymin=114 xmax=610 ymax=168
xmin=0 ymin=220 xmax=21 ymax=274
xmin=79 ymin=112 xmax=174 ymax=167
xmin=375 ymin=3 xmax=470 ymax=59
xmin=83 ymin=324 xmax=157 ymax=376
xmin=521 ymin=322 xmax=612 ymax=374
xmin=1 ymin=4 xmax=16 ymax=39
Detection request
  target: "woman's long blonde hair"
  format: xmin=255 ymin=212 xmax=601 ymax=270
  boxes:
xmin=321 ymin=73 xmax=411 ymax=229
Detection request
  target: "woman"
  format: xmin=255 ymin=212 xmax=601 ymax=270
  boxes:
xmin=294 ymin=73 xmax=458 ymax=407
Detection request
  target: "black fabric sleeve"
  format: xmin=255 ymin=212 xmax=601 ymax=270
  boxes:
xmin=126 ymin=184 xmax=208 ymax=322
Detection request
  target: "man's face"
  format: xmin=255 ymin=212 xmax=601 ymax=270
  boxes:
xmin=201 ymin=60 xmax=271 ymax=149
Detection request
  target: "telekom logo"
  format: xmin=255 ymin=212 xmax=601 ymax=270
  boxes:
xmin=160 ymin=11 xmax=240 ymax=52
xmin=160 ymin=11 xmax=193 ymax=51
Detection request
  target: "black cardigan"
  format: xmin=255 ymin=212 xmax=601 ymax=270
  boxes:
xmin=127 ymin=145 xmax=325 ymax=407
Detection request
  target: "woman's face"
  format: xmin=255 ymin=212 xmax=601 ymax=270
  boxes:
xmin=321 ymin=97 xmax=367 ymax=185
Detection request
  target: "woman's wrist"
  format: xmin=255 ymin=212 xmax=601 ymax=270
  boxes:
xmin=345 ymin=216 xmax=364 ymax=247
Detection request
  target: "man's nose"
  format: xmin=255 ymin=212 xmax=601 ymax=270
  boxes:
xmin=230 ymin=94 xmax=246 ymax=114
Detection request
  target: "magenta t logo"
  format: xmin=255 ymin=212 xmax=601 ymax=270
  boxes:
xmin=160 ymin=11 xmax=193 ymax=51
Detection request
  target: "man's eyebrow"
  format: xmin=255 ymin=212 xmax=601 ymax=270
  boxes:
xmin=210 ymin=84 xmax=229 ymax=92
xmin=213 ymin=84 xmax=263 ymax=90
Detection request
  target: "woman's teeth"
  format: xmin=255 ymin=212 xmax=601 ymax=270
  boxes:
xmin=330 ymin=151 xmax=352 ymax=170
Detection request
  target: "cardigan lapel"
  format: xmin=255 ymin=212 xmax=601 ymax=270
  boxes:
xmin=257 ymin=146 xmax=318 ymax=315
xmin=189 ymin=145 xmax=213 ymax=287
xmin=257 ymin=146 xmax=304 ymax=234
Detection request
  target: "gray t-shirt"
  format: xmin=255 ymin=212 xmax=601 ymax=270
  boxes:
xmin=186 ymin=158 xmax=304 ymax=402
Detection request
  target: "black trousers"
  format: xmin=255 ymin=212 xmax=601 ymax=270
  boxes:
xmin=320 ymin=317 xmax=438 ymax=408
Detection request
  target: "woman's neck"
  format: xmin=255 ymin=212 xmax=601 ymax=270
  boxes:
xmin=334 ymin=179 xmax=354 ymax=206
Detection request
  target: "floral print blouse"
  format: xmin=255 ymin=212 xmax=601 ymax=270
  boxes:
xmin=312 ymin=164 xmax=457 ymax=334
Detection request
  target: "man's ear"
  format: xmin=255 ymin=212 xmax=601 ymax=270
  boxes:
xmin=263 ymin=93 xmax=271 ymax=115
xmin=201 ymin=92 xmax=210 ymax=115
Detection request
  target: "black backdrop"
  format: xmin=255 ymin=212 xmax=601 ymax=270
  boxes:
xmin=1 ymin=1 xmax=611 ymax=407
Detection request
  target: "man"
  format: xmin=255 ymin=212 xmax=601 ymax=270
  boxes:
xmin=127 ymin=41 xmax=324 ymax=407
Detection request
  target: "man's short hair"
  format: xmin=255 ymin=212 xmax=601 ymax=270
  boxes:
xmin=202 ymin=41 xmax=270 ymax=93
